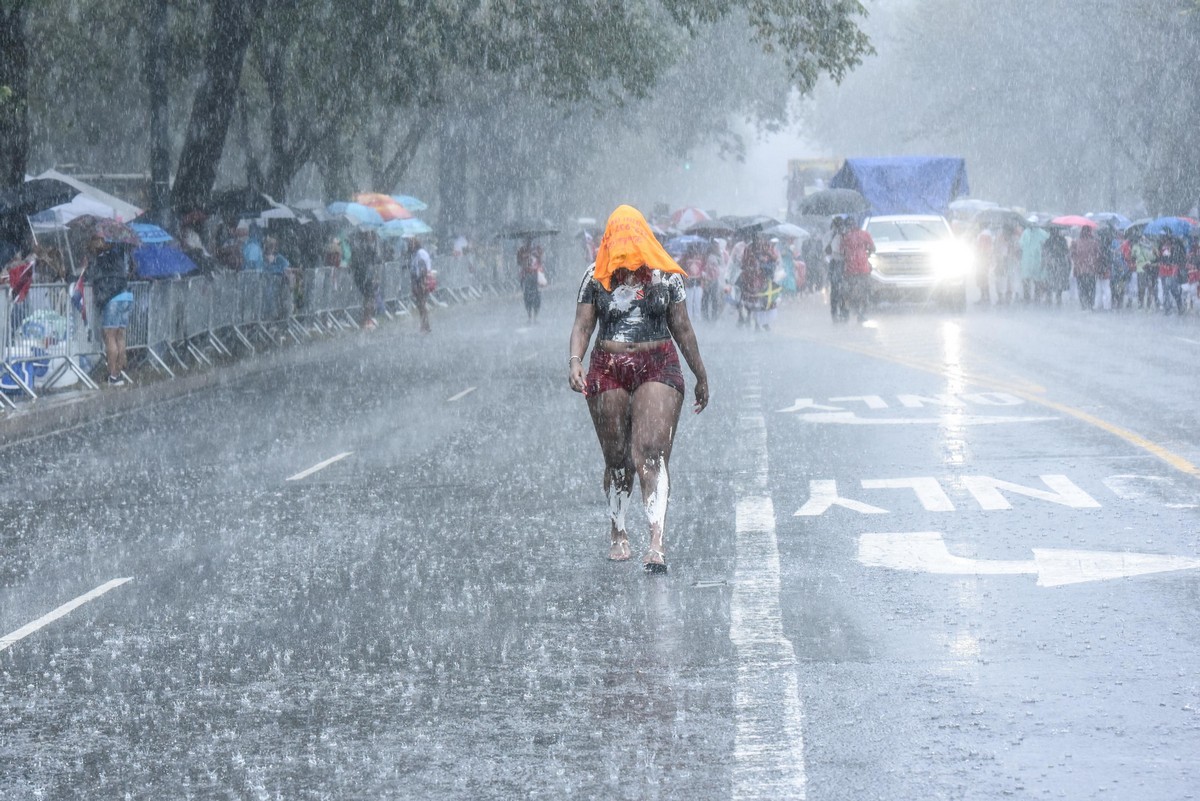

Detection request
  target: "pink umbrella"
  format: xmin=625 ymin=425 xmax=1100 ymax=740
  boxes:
xmin=670 ymin=206 xmax=710 ymax=230
xmin=1050 ymin=215 xmax=1098 ymax=228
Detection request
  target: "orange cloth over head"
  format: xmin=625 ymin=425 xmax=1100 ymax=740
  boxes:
xmin=592 ymin=205 xmax=687 ymax=291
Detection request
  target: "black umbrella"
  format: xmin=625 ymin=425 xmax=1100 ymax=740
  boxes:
xmin=206 ymin=187 xmax=281 ymax=216
xmin=733 ymin=214 xmax=782 ymax=234
xmin=797 ymin=188 xmax=871 ymax=217
xmin=500 ymin=219 xmax=559 ymax=239
xmin=974 ymin=208 xmax=1030 ymax=229
xmin=684 ymin=219 xmax=735 ymax=236
xmin=0 ymin=177 xmax=78 ymax=218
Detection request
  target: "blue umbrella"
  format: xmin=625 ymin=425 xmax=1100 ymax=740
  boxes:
xmin=1143 ymin=217 xmax=1193 ymax=238
xmin=129 ymin=222 xmax=174 ymax=244
xmin=391 ymin=194 xmax=428 ymax=212
xmin=327 ymin=201 xmax=383 ymax=226
xmin=664 ymin=234 xmax=707 ymax=256
xmin=133 ymin=242 xmax=197 ymax=278
xmin=379 ymin=217 xmax=433 ymax=238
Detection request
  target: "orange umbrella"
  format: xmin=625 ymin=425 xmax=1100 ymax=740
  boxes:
xmin=353 ymin=192 xmax=412 ymax=221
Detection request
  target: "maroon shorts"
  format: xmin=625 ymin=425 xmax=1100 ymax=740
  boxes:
xmin=585 ymin=341 xmax=685 ymax=398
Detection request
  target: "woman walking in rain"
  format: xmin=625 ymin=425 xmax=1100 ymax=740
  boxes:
xmin=568 ymin=205 xmax=709 ymax=574
xmin=517 ymin=235 xmax=545 ymax=324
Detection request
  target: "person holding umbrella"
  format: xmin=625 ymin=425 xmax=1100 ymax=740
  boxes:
xmin=567 ymin=205 xmax=708 ymax=574
xmin=87 ymin=231 xmax=135 ymax=386
xmin=516 ymin=235 xmax=545 ymax=324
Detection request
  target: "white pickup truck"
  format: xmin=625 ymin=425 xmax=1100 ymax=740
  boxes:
xmin=862 ymin=215 xmax=973 ymax=311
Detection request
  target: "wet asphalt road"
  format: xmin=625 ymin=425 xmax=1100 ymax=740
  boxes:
xmin=1 ymin=286 xmax=1199 ymax=800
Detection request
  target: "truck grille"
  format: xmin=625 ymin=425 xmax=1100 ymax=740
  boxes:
xmin=876 ymin=253 xmax=934 ymax=276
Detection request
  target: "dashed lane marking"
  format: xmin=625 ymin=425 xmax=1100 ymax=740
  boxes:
xmin=447 ymin=386 xmax=478 ymax=402
xmin=286 ymin=451 xmax=353 ymax=482
xmin=731 ymin=370 xmax=807 ymax=800
xmin=0 ymin=578 xmax=133 ymax=653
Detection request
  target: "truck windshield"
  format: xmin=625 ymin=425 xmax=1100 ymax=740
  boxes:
xmin=866 ymin=220 xmax=948 ymax=243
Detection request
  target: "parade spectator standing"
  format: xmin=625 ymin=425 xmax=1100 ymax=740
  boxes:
xmin=1157 ymin=234 xmax=1185 ymax=315
xmin=407 ymin=236 xmax=433 ymax=333
xmin=825 ymin=217 xmax=848 ymax=321
xmin=682 ymin=243 xmax=705 ymax=322
xmin=214 ymin=213 xmax=244 ymax=271
xmin=1092 ymin=227 xmax=1115 ymax=310
xmin=993 ymin=224 xmax=1020 ymax=304
xmin=1133 ymin=235 xmax=1157 ymax=309
xmin=841 ymin=218 xmax=875 ymax=323
xmin=974 ymin=224 xmax=994 ymax=305
xmin=350 ymin=228 xmax=381 ymax=329
xmin=1110 ymin=230 xmax=1133 ymax=310
xmin=517 ymin=236 xmax=545 ymax=324
xmin=88 ymin=234 xmax=134 ymax=386
xmin=1042 ymin=228 xmax=1070 ymax=307
xmin=263 ymin=236 xmax=295 ymax=318
xmin=242 ymin=224 xmax=265 ymax=271
xmin=1070 ymin=226 xmax=1101 ymax=310
xmin=1019 ymin=223 xmax=1048 ymax=303
xmin=701 ymin=242 xmax=723 ymax=320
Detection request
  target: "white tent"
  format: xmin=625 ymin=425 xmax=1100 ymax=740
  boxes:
xmin=31 ymin=169 xmax=142 ymax=222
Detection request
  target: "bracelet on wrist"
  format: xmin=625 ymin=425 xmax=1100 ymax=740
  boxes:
xmin=569 ymin=354 xmax=583 ymax=365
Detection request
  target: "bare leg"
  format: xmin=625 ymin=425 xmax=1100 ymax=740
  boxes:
xmin=587 ymin=388 xmax=634 ymax=559
xmin=115 ymin=329 xmax=127 ymax=374
xmin=630 ymin=381 xmax=684 ymax=570
xmin=102 ymin=329 xmax=120 ymax=379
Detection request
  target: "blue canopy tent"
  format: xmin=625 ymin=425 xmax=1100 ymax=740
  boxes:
xmin=130 ymin=222 xmax=198 ymax=278
xmin=829 ymin=157 xmax=970 ymax=216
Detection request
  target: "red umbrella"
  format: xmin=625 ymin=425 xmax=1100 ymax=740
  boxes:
xmin=670 ymin=206 xmax=710 ymax=230
xmin=1050 ymin=215 xmax=1097 ymax=229
xmin=66 ymin=214 xmax=142 ymax=246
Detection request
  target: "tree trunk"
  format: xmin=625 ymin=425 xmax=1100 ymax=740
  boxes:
xmin=437 ymin=112 xmax=468 ymax=249
xmin=171 ymin=0 xmax=263 ymax=212
xmin=0 ymin=3 xmax=30 ymax=188
xmin=145 ymin=0 xmax=171 ymax=224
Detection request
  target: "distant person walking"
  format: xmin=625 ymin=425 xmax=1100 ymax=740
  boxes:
xmin=517 ymin=236 xmax=545 ymax=324
xmin=568 ymin=205 xmax=708 ymax=574
xmin=1070 ymin=226 xmax=1101 ymax=310
xmin=825 ymin=216 xmax=848 ymax=321
xmin=1042 ymin=228 xmax=1070 ymax=306
xmin=840 ymin=217 xmax=875 ymax=322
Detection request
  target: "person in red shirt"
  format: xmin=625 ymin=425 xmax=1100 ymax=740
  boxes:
xmin=841 ymin=219 xmax=876 ymax=323
xmin=1069 ymin=226 xmax=1102 ymax=310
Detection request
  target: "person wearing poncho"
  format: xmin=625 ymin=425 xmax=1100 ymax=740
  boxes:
xmin=567 ymin=205 xmax=709 ymax=574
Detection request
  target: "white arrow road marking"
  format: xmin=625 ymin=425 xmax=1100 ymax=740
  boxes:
xmin=859 ymin=532 xmax=1200 ymax=587
xmin=0 ymin=578 xmax=133 ymax=652
xmin=286 ymin=451 xmax=353 ymax=482
xmin=776 ymin=398 xmax=845 ymax=413
xmin=792 ymin=412 xmax=1057 ymax=426
xmin=447 ymin=386 xmax=477 ymax=402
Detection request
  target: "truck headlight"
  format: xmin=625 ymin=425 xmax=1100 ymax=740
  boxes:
xmin=933 ymin=242 xmax=972 ymax=278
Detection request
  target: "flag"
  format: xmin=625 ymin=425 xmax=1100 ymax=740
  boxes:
xmin=7 ymin=257 xmax=34 ymax=302
xmin=70 ymin=270 xmax=86 ymax=322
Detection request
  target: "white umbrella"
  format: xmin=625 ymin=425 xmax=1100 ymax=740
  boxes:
xmin=32 ymin=169 xmax=142 ymax=221
xmin=765 ymin=222 xmax=811 ymax=239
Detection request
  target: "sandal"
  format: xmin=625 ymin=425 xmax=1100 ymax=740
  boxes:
xmin=643 ymin=548 xmax=668 ymax=575
xmin=608 ymin=539 xmax=632 ymax=562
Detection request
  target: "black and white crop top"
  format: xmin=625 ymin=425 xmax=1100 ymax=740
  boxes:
xmin=576 ymin=264 xmax=686 ymax=343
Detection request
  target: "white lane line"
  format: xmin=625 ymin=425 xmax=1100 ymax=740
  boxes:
xmin=1175 ymin=336 xmax=1200 ymax=346
xmin=286 ymin=451 xmax=353 ymax=482
xmin=731 ymin=371 xmax=807 ymax=800
xmin=0 ymin=578 xmax=133 ymax=653
xmin=447 ymin=386 xmax=478 ymax=402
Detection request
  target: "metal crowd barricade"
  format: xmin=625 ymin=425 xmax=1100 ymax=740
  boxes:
xmin=127 ymin=281 xmax=173 ymax=377
xmin=183 ymin=275 xmax=228 ymax=362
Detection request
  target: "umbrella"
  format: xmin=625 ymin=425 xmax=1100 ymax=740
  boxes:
xmin=1049 ymin=215 xmax=1098 ymax=229
xmin=974 ymin=208 xmax=1029 ymax=229
xmin=379 ymin=218 xmax=433 ymax=238
xmin=391 ymin=194 xmax=429 ymax=211
xmin=67 ymin=214 xmax=141 ymax=246
xmin=669 ymin=207 xmax=710 ymax=231
xmin=129 ymin=222 xmax=174 ymax=244
xmin=501 ymin=219 xmax=559 ymax=239
xmin=29 ymin=194 xmax=122 ymax=227
xmin=764 ymin=223 xmax=811 ymax=239
xmin=684 ymin=219 xmax=735 ymax=236
xmin=1086 ymin=212 xmax=1132 ymax=230
xmin=664 ymin=234 xmax=708 ymax=255
xmin=947 ymin=198 xmax=1000 ymax=215
xmin=327 ymin=202 xmax=384 ymax=227
xmin=354 ymin=192 xmax=413 ymax=221
xmin=207 ymin=187 xmax=284 ymax=216
xmin=732 ymin=215 xmax=781 ymax=234
xmin=31 ymin=170 xmax=142 ymax=221
xmin=797 ymin=188 xmax=871 ymax=217
xmin=1143 ymin=217 xmax=1193 ymax=238
xmin=0 ymin=177 xmax=78 ymax=218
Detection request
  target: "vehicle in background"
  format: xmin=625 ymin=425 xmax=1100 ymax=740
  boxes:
xmin=863 ymin=214 xmax=972 ymax=310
